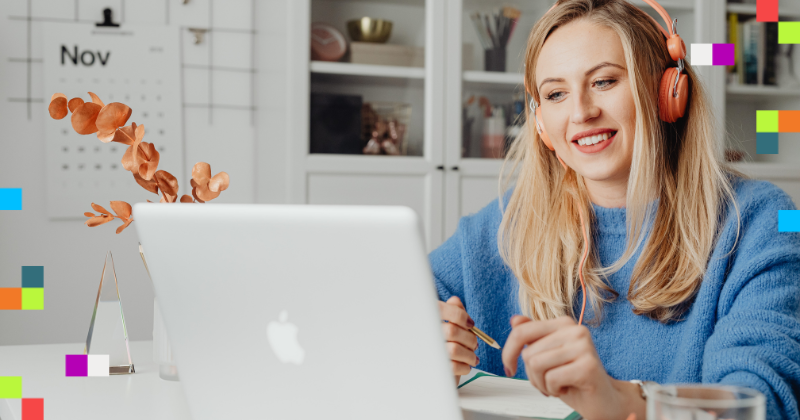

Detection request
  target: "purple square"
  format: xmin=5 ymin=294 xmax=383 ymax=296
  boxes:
xmin=713 ymin=43 xmax=735 ymax=66
xmin=65 ymin=354 xmax=88 ymax=376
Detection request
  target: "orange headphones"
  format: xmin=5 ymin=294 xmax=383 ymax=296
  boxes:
xmin=523 ymin=0 xmax=688 ymax=325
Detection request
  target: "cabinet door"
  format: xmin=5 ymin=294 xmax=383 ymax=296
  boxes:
xmin=443 ymin=160 xmax=508 ymax=241
xmin=305 ymin=157 xmax=443 ymax=251
xmin=442 ymin=0 xmax=522 ymax=242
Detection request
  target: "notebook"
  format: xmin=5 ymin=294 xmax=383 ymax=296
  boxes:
xmin=458 ymin=371 xmax=582 ymax=420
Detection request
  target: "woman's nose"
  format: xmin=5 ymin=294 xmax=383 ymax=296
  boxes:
xmin=570 ymin=92 xmax=600 ymax=124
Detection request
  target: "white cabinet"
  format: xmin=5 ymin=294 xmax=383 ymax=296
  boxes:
xmin=276 ymin=0 xmax=800 ymax=252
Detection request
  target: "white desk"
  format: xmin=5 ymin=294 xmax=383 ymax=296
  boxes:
xmin=0 ymin=341 xmax=512 ymax=420
xmin=0 ymin=340 xmax=192 ymax=420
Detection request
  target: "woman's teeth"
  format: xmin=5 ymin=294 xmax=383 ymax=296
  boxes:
xmin=577 ymin=132 xmax=614 ymax=146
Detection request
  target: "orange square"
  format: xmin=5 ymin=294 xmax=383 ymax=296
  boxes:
xmin=0 ymin=288 xmax=22 ymax=310
xmin=779 ymin=111 xmax=800 ymax=133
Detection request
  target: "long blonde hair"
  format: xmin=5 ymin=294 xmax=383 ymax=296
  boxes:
xmin=498 ymin=0 xmax=743 ymax=324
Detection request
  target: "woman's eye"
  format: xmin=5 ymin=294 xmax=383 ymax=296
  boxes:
xmin=545 ymin=91 xmax=563 ymax=101
xmin=594 ymin=79 xmax=617 ymax=89
xmin=545 ymin=79 xmax=617 ymax=102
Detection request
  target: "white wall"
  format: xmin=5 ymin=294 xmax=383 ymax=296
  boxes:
xmin=0 ymin=0 xmax=291 ymax=345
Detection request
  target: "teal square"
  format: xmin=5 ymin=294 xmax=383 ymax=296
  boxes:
xmin=22 ymin=266 xmax=43 ymax=288
xmin=757 ymin=133 xmax=779 ymax=154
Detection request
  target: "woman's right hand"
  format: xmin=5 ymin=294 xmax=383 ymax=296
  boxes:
xmin=439 ymin=296 xmax=479 ymax=383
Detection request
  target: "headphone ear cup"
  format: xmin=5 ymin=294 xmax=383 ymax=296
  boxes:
xmin=658 ymin=67 xmax=689 ymax=123
xmin=536 ymin=107 xmax=555 ymax=151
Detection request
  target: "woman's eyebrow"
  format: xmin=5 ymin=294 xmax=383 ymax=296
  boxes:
xmin=537 ymin=61 xmax=626 ymax=91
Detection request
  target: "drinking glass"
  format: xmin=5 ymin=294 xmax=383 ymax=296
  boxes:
xmin=648 ymin=384 xmax=765 ymax=420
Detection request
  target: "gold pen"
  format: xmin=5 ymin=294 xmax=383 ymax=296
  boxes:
xmin=470 ymin=326 xmax=501 ymax=350
xmin=138 ymin=243 xmax=152 ymax=280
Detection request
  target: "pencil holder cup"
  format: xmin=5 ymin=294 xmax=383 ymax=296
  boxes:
xmin=484 ymin=47 xmax=506 ymax=72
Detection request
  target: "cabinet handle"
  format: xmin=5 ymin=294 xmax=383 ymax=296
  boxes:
xmin=451 ymin=166 xmax=459 ymax=171
xmin=436 ymin=165 xmax=445 ymax=170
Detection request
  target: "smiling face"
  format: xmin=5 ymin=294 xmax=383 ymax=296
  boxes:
xmin=535 ymin=18 xmax=637 ymax=189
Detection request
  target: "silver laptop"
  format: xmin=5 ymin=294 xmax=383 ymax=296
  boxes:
xmin=133 ymin=203 xmax=463 ymax=420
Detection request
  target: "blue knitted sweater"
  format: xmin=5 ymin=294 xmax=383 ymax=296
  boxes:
xmin=430 ymin=177 xmax=800 ymax=419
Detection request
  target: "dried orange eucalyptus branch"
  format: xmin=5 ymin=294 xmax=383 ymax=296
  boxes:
xmin=48 ymin=92 xmax=230 ymax=234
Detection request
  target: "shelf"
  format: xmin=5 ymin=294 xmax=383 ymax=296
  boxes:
xmin=726 ymin=3 xmax=800 ymax=19
xmin=305 ymin=154 xmax=431 ymax=174
xmin=463 ymin=71 xmax=523 ymax=90
xmin=730 ymin=161 xmax=800 ymax=179
xmin=726 ymin=84 xmax=800 ymax=100
xmin=314 ymin=0 xmax=425 ymax=6
xmin=310 ymin=61 xmax=425 ymax=79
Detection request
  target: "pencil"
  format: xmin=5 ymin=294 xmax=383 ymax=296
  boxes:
xmin=138 ymin=243 xmax=152 ymax=279
xmin=470 ymin=326 xmax=501 ymax=350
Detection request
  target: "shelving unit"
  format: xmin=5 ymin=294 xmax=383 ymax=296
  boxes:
xmin=722 ymin=0 xmax=800 ymax=175
xmin=462 ymin=71 xmax=523 ymax=89
xmin=281 ymin=0 xmax=800 ymax=251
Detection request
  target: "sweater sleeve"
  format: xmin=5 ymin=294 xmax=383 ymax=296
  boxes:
xmin=703 ymin=181 xmax=800 ymax=420
xmin=429 ymin=217 xmax=469 ymax=303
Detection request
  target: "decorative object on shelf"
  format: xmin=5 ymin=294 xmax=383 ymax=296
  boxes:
xmin=85 ymin=251 xmax=134 ymax=375
xmin=349 ymin=42 xmax=424 ymax=67
xmin=348 ymin=42 xmax=473 ymax=69
xmin=361 ymin=102 xmax=410 ymax=155
xmin=311 ymin=22 xmax=348 ymax=62
xmin=47 ymin=91 xmax=230 ymax=234
xmin=469 ymin=7 xmax=521 ymax=72
xmin=728 ymin=15 xmax=780 ymax=86
xmin=139 ymin=244 xmax=179 ymax=381
xmin=462 ymin=96 xmax=476 ymax=157
xmin=347 ymin=17 xmax=393 ymax=43
xmin=776 ymin=45 xmax=800 ymax=87
xmin=310 ymin=93 xmax=363 ymax=154
xmin=482 ymin=106 xmax=506 ymax=159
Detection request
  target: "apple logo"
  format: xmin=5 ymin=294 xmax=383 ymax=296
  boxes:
xmin=267 ymin=310 xmax=305 ymax=365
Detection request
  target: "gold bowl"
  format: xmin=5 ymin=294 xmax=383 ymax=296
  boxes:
xmin=347 ymin=18 xmax=393 ymax=43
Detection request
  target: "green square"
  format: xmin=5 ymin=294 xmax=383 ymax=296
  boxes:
xmin=0 ymin=376 xmax=22 ymax=399
xmin=21 ymin=288 xmax=43 ymax=310
xmin=779 ymin=22 xmax=800 ymax=44
xmin=757 ymin=110 xmax=779 ymax=133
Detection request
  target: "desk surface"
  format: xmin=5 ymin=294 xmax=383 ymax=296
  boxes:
xmin=0 ymin=341 xmax=510 ymax=420
xmin=0 ymin=340 xmax=192 ymax=420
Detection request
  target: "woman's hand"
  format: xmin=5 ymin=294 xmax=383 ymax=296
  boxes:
xmin=502 ymin=315 xmax=646 ymax=420
xmin=439 ymin=296 xmax=479 ymax=382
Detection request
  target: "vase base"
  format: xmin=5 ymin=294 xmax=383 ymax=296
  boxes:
xmin=110 ymin=364 xmax=135 ymax=375
xmin=159 ymin=364 xmax=179 ymax=381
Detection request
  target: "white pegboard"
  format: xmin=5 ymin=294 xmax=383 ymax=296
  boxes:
xmin=42 ymin=22 xmax=183 ymax=219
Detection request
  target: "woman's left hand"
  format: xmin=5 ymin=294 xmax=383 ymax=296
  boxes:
xmin=501 ymin=315 xmax=645 ymax=420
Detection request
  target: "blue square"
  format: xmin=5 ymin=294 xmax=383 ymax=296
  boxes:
xmin=0 ymin=189 xmax=22 ymax=210
xmin=779 ymin=210 xmax=800 ymax=232
xmin=21 ymin=266 xmax=43 ymax=288
xmin=757 ymin=132 xmax=779 ymax=154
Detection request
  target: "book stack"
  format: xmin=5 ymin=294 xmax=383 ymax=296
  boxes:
xmin=727 ymin=13 xmax=779 ymax=86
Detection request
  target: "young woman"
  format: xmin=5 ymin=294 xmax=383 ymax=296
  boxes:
xmin=431 ymin=1 xmax=800 ymax=419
